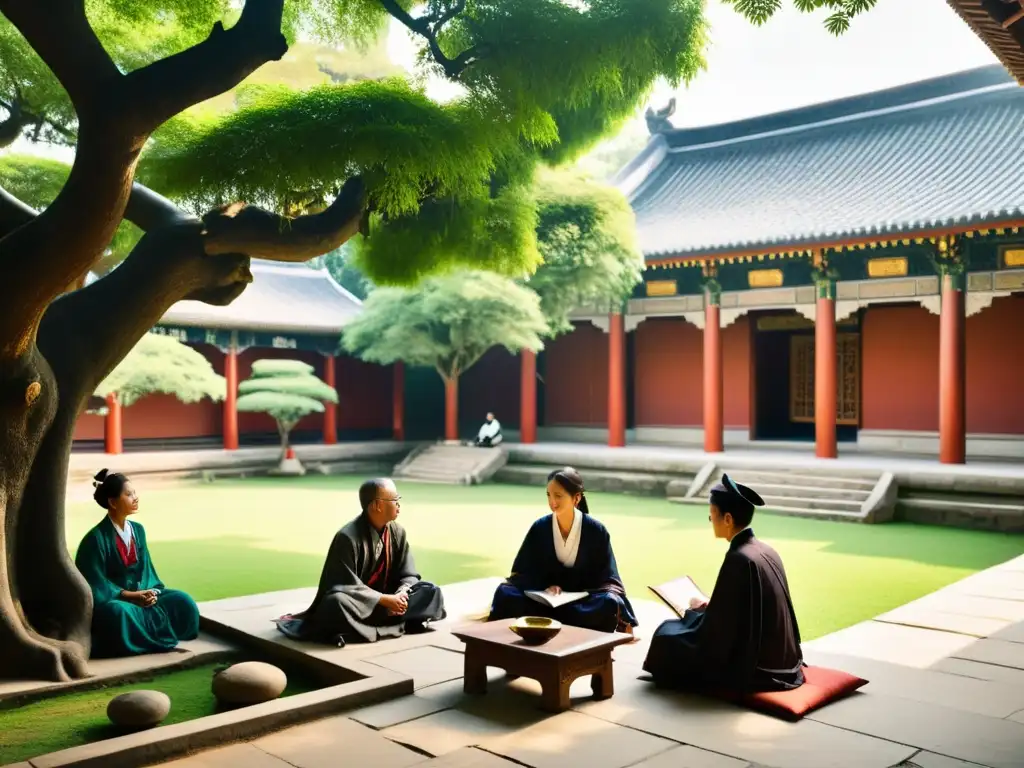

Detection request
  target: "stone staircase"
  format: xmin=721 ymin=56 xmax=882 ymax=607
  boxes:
xmin=393 ymin=443 xmax=509 ymax=485
xmin=675 ymin=463 xmax=897 ymax=523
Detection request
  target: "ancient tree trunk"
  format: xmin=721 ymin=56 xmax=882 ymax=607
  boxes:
xmin=0 ymin=0 xmax=367 ymax=682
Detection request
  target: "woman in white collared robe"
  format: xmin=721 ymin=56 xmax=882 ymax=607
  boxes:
xmin=487 ymin=467 xmax=638 ymax=633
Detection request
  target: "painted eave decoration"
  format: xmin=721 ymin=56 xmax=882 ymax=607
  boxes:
xmin=615 ymin=65 xmax=1024 ymax=268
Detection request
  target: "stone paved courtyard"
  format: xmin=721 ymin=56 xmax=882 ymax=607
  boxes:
xmin=129 ymin=554 xmax=1024 ymax=768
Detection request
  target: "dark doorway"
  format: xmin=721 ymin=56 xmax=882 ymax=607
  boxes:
xmin=752 ymin=311 xmax=860 ymax=443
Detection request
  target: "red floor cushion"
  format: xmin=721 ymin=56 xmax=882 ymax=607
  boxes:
xmin=718 ymin=666 xmax=868 ymax=721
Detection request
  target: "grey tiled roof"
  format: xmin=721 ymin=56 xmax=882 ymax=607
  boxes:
xmin=617 ymin=65 xmax=1024 ymax=261
xmin=161 ymin=260 xmax=362 ymax=333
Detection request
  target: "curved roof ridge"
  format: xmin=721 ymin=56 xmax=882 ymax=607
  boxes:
xmin=664 ymin=64 xmax=1014 ymax=151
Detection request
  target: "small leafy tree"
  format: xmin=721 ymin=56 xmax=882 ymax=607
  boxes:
xmin=527 ymin=168 xmax=644 ymax=337
xmin=236 ymin=359 xmax=338 ymax=471
xmin=342 ymin=271 xmax=548 ymax=441
xmin=93 ymin=333 xmax=226 ymax=410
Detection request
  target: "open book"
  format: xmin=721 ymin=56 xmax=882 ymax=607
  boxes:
xmin=648 ymin=575 xmax=709 ymax=618
xmin=525 ymin=589 xmax=589 ymax=609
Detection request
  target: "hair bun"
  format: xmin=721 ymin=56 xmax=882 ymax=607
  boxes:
xmin=93 ymin=469 xmax=109 ymax=485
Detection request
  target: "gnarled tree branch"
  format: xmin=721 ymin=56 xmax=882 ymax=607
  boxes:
xmin=377 ymin=0 xmax=481 ymax=79
xmin=122 ymin=0 xmax=288 ymax=134
xmin=202 ymin=176 xmax=366 ymax=261
xmin=0 ymin=2 xmax=120 ymax=112
xmin=0 ymin=0 xmax=292 ymax=360
xmin=0 ymin=99 xmax=26 ymax=148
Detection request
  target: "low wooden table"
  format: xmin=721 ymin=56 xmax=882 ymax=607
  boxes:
xmin=451 ymin=621 xmax=634 ymax=713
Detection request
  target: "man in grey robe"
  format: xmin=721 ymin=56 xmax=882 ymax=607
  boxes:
xmin=275 ymin=478 xmax=446 ymax=646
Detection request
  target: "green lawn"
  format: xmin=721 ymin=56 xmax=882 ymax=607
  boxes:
xmin=0 ymin=655 xmax=319 ymax=764
xmin=66 ymin=476 xmax=1024 ymax=642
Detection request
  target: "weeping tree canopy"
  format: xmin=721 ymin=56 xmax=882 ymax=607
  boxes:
xmin=236 ymin=359 xmax=338 ymax=433
xmin=94 ymin=332 xmax=226 ymax=408
xmin=527 ymin=167 xmax=643 ymax=336
xmin=342 ymin=270 xmax=548 ymax=381
xmin=724 ymin=0 xmax=880 ymax=35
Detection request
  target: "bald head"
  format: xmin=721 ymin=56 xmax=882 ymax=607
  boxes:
xmin=359 ymin=478 xmax=394 ymax=512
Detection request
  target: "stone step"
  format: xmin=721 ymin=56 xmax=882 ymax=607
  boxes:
xmin=744 ymin=481 xmax=872 ymax=502
xmin=897 ymin=495 xmax=1024 ymax=532
xmin=759 ymin=494 xmax=864 ymax=513
xmin=711 ymin=470 xmax=877 ymax=491
xmin=494 ymin=464 xmax=684 ymax=496
xmin=399 ymin=468 xmax=468 ymax=480
xmin=669 ymin=496 xmax=864 ymax=522
xmin=760 ymin=503 xmax=866 ymax=523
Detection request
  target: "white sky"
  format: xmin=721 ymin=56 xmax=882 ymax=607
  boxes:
xmin=15 ymin=0 xmax=1002 ymax=159
xmin=650 ymin=0 xmax=998 ymax=129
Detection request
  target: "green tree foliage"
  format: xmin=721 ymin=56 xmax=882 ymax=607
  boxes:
xmin=0 ymin=154 xmax=141 ymax=275
xmin=311 ymin=243 xmax=374 ymax=301
xmin=527 ymin=168 xmax=644 ymax=336
xmin=724 ymin=0 xmax=880 ymax=35
xmin=93 ymin=332 xmax=226 ymax=407
xmin=341 ymin=270 xmax=547 ymax=435
xmin=236 ymin=359 xmax=338 ymax=454
xmin=131 ymin=0 xmax=708 ymax=285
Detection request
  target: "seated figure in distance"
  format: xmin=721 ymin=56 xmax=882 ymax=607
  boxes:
xmin=474 ymin=411 xmax=502 ymax=448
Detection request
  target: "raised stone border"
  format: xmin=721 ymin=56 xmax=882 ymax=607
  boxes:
xmin=4 ymin=628 xmax=412 ymax=768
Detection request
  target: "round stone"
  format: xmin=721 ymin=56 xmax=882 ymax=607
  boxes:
xmin=107 ymin=690 xmax=171 ymax=728
xmin=211 ymin=661 xmax=287 ymax=706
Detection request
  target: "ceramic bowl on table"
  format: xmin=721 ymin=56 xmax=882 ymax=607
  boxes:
xmin=510 ymin=616 xmax=562 ymax=645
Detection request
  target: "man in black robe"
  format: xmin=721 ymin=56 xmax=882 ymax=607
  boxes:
xmin=275 ymin=478 xmax=446 ymax=646
xmin=642 ymin=474 xmax=804 ymax=693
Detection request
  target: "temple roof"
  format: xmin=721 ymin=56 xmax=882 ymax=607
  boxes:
xmin=160 ymin=260 xmax=362 ymax=334
xmin=616 ymin=65 xmax=1024 ymax=262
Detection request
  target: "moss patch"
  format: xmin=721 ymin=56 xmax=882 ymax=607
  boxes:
xmin=0 ymin=654 xmax=320 ymax=765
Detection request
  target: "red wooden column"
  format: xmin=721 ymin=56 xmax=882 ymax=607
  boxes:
xmin=939 ymin=270 xmax=966 ymax=464
xmin=104 ymin=394 xmax=122 ymax=455
xmin=223 ymin=336 xmax=239 ymax=451
xmin=444 ymin=377 xmax=459 ymax=441
xmin=814 ymin=255 xmax=838 ymax=459
xmin=608 ymin=312 xmax=626 ymax=447
xmin=322 ymin=353 xmax=338 ymax=445
xmin=392 ymin=362 xmax=405 ymax=441
xmin=520 ymin=349 xmax=537 ymax=444
xmin=703 ymin=289 xmax=723 ymax=453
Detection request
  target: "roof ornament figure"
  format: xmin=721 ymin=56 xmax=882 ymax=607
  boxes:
xmin=645 ymin=97 xmax=676 ymax=135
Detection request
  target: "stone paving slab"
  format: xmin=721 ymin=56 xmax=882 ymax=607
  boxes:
xmin=903 ymin=753 xmax=998 ymax=768
xmin=931 ymin=657 xmax=1024 ymax=686
xmin=419 ymin=747 xmax=521 ymax=766
xmin=807 ymin=691 xmax=1024 ymax=768
xmin=874 ymin=608 xmax=1010 ymax=638
xmin=251 ymin=715 xmax=428 ymax=768
xmin=631 ymin=745 xmax=753 ymax=768
xmin=802 ymin=649 xmax=1024 ymax=718
xmin=160 ymin=743 xmax=294 ymax=767
xmin=575 ymin=679 xmax=917 ymax=768
xmin=952 ymin=638 xmax=1024 ymax=670
xmin=481 ymin=710 xmax=677 ymax=768
xmin=381 ymin=705 xmax=549 ymax=757
xmin=804 ymin=620 xmax=977 ymax=667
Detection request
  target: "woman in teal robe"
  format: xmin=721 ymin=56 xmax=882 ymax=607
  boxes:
xmin=75 ymin=469 xmax=200 ymax=657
